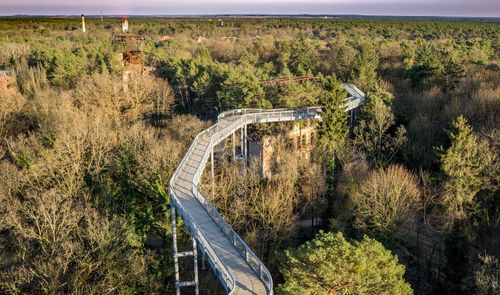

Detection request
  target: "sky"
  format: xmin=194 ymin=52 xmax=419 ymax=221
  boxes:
xmin=1 ymin=0 xmax=499 ymax=17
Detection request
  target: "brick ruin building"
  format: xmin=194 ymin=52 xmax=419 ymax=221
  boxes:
xmin=248 ymin=120 xmax=318 ymax=178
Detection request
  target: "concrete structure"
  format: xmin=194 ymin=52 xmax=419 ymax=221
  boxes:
xmin=169 ymin=83 xmax=365 ymax=295
xmin=114 ymin=33 xmax=148 ymax=93
xmin=247 ymin=83 xmax=366 ymax=177
xmin=248 ymin=121 xmax=318 ymax=177
xmin=81 ymin=14 xmax=86 ymax=33
xmin=120 ymin=17 xmax=129 ymax=33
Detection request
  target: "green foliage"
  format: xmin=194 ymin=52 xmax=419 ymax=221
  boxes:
xmin=50 ymin=48 xmax=89 ymax=88
xmin=355 ymin=87 xmax=407 ymax=168
xmin=350 ymin=44 xmax=379 ymax=91
xmin=316 ymin=75 xmax=348 ymax=145
xmin=407 ymin=44 xmax=442 ymax=89
xmin=99 ymin=144 xmax=169 ymax=244
xmin=276 ymin=41 xmax=291 ymax=74
xmin=288 ymin=37 xmax=318 ymax=76
xmin=442 ymin=57 xmax=466 ymax=91
xmin=271 ymin=81 xmax=321 ymax=108
xmin=158 ymin=49 xmax=270 ymax=117
xmin=326 ymin=41 xmax=357 ymax=81
xmin=401 ymin=41 xmax=416 ymax=70
xmin=217 ymin=67 xmax=270 ymax=110
xmin=279 ymin=231 xmax=412 ymax=295
xmin=28 ymin=45 xmax=115 ymax=89
xmin=437 ymin=116 xmax=495 ymax=222
xmin=350 ymin=165 xmax=421 ymax=238
xmin=1 ymin=16 xmax=499 ymax=294
xmin=468 ymin=40 xmax=493 ymax=65
xmin=315 ymin=75 xmax=349 ymax=191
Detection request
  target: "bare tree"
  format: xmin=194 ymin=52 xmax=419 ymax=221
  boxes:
xmin=350 ymin=164 xmax=421 ymax=238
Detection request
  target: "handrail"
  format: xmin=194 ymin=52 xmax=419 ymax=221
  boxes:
xmin=217 ymin=106 xmax=322 ymax=120
xmin=169 ymin=123 xmax=237 ymax=294
xmin=192 ymin=184 xmax=274 ymax=292
xmin=216 ymin=82 xmax=366 ymax=120
xmin=169 ymin=189 xmax=236 ymax=293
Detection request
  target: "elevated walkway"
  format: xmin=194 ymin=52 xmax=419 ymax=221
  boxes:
xmin=169 ymin=84 xmax=365 ymax=294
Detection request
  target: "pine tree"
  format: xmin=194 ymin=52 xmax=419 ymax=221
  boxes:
xmin=289 ymin=36 xmax=318 ymax=76
xmin=350 ymin=44 xmax=379 ymax=91
xmin=279 ymin=232 xmax=413 ymax=295
xmin=355 ymin=86 xmax=407 ymax=168
xmin=438 ymin=116 xmax=494 ymax=222
xmin=442 ymin=58 xmax=465 ymax=91
xmin=408 ymin=44 xmax=441 ymax=89
xmin=315 ymin=75 xmax=348 ymax=193
xmin=316 ymin=75 xmax=348 ymax=145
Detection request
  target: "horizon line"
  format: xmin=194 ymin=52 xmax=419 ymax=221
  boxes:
xmin=1 ymin=13 xmax=499 ymax=19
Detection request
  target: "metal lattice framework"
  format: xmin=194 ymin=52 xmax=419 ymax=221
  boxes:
xmin=169 ymin=83 xmax=366 ymax=294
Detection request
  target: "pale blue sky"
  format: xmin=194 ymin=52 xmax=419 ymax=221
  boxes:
xmin=1 ymin=0 xmax=499 ymax=17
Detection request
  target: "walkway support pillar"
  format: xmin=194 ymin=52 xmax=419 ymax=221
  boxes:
xmin=171 ymin=207 xmax=180 ymax=295
xmin=193 ymin=237 xmax=199 ymax=295
xmin=211 ymin=147 xmax=215 ymax=195
xmin=349 ymin=109 xmax=354 ymax=136
xmin=232 ymin=132 xmax=236 ymax=162
xmin=210 ymin=147 xmax=214 ymax=179
xmin=243 ymin=123 xmax=248 ymax=164
xmin=240 ymin=126 xmax=244 ymax=159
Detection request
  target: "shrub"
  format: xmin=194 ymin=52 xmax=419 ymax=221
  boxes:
xmin=279 ymin=231 xmax=412 ymax=295
xmin=350 ymin=164 xmax=421 ymax=237
xmin=473 ymin=254 xmax=500 ymax=295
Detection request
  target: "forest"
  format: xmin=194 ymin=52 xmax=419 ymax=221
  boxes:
xmin=0 ymin=16 xmax=499 ymax=294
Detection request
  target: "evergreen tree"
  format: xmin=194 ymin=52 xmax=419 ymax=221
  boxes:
xmin=350 ymin=44 xmax=379 ymax=91
xmin=289 ymin=36 xmax=318 ymax=76
xmin=279 ymin=231 xmax=412 ymax=295
xmin=401 ymin=41 xmax=416 ymax=70
xmin=355 ymin=86 xmax=407 ymax=168
xmin=442 ymin=58 xmax=465 ymax=91
xmin=276 ymin=41 xmax=292 ymax=75
xmin=316 ymin=75 xmax=349 ymax=145
xmin=315 ymin=75 xmax=348 ymax=195
xmin=217 ymin=68 xmax=270 ymax=111
xmin=408 ymin=44 xmax=441 ymax=89
xmin=438 ymin=116 xmax=494 ymax=222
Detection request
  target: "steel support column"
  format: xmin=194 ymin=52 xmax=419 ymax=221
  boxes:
xmin=349 ymin=109 xmax=354 ymax=136
xmin=192 ymin=237 xmax=199 ymax=295
xmin=171 ymin=207 xmax=180 ymax=295
xmin=171 ymin=206 xmax=200 ymax=295
xmin=240 ymin=126 xmax=244 ymax=159
xmin=243 ymin=123 xmax=248 ymax=163
xmin=211 ymin=147 xmax=215 ymax=195
xmin=210 ymin=147 xmax=214 ymax=179
xmin=232 ymin=132 xmax=236 ymax=162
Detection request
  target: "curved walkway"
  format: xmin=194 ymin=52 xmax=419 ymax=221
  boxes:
xmin=169 ymin=84 xmax=365 ymax=294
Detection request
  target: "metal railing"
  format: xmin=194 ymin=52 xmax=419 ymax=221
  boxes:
xmin=169 ymin=192 xmax=236 ymax=293
xmin=192 ymin=184 xmax=274 ymax=293
xmin=217 ymin=106 xmax=322 ymax=120
xmin=169 ymin=125 xmax=237 ymax=294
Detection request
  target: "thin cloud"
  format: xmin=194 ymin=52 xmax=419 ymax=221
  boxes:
xmin=1 ymin=0 xmax=499 ymax=17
